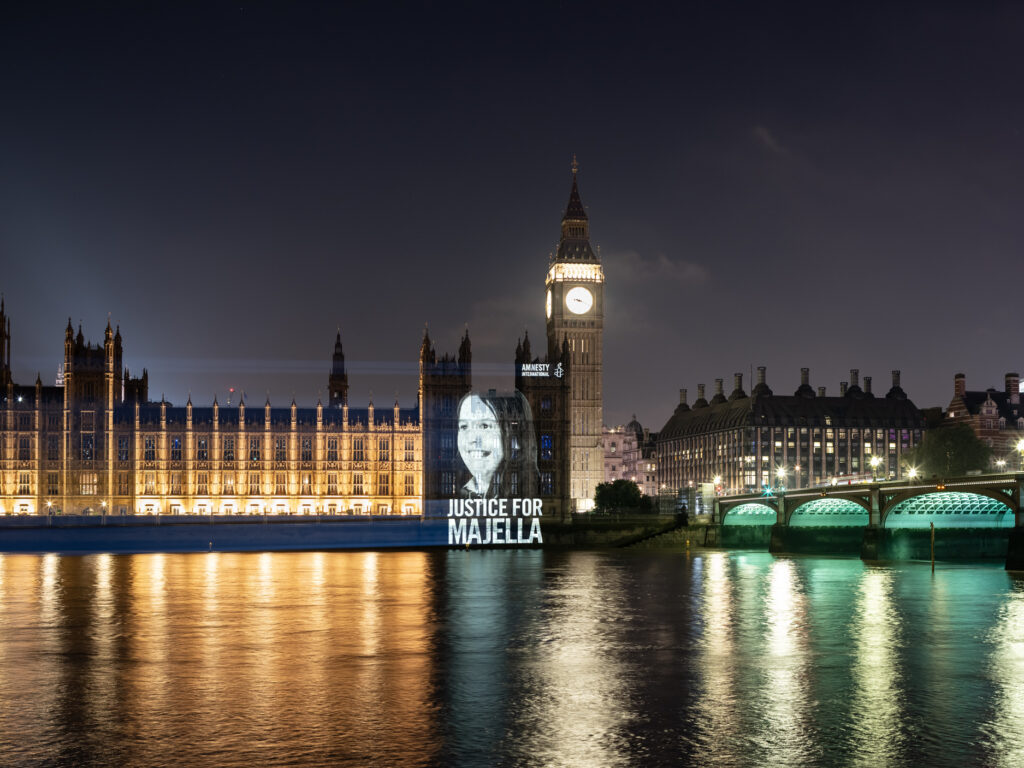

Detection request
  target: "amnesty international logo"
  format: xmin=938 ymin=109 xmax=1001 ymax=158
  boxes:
xmin=553 ymin=363 xmax=564 ymax=378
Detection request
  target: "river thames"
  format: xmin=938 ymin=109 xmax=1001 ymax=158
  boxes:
xmin=0 ymin=549 xmax=1021 ymax=767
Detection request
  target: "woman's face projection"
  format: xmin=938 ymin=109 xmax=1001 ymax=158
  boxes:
xmin=458 ymin=395 xmax=504 ymax=487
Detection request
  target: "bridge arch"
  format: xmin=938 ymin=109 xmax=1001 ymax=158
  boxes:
xmin=722 ymin=502 xmax=778 ymax=526
xmin=883 ymin=491 xmax=1015 ymax=529
xmin=788 ymin=497 xmax=870 ymax=527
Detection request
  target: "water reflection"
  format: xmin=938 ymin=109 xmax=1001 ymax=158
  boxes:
xmin=692 ymin=553 xmax=740 ymax=762
xmin=760 ymin=559 xmax=813 ymax=765
xmin=508 ymin=551 xmax=636 ymax=768
xmin=0 ymin=551 xmax=1021 ymax=767
xmin=850 ymin=568 xmax=902 ymax=767
xmin=986 ymin=579 xmax=1024 ymax=767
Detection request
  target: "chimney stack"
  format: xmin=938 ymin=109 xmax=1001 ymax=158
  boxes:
xmin=892 ymin=370 xmax=901 ymax=389
xmin=679 ymin=388 xmax=688 ymax=405
xmin=864 ymin=376 xmax=872 ymax=395
xmin=714 ymin=379 xmax=724 ymax=397
xmin=757 ymin=366 xmax=766 ymax=386
xmin=850 ymin=369 xmax=860 ymax=388
xmin=954 ymin=373 xmax=966 ymax=399
xmin=840 ymin=381 xmax=848 ymax=396
xmin=1006 ymin=373 xmax=1020 ymax=405
xmin=801 ymin=367 xmax=810 ymax=386
xmin=818 ymin=386 xmax=827 ymax=398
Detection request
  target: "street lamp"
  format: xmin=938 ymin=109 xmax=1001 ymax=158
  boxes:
xmin=996 ymin=459 xmax=1007 ymax=472
xmin=908 ymin=467 xmax=918 ymax=480
xmin=870 ymin=455 xmax=883 ymax=480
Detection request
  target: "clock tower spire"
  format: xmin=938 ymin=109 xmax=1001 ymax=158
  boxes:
xmin=545 ymin=157 xmax=604 ymax=512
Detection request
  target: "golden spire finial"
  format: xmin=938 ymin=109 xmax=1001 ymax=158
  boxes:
xmin=571 ymin=153 xmax=579 ymax=176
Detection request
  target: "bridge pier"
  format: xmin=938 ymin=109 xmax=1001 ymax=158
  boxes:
xmin=1007 ymin=528 xmax=1024 ymax=571
xmin=860 ymin=526 xmax=882 ymax=561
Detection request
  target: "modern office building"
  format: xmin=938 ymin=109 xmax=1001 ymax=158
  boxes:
xmin=656 ymin=367 xmax=925 ymax=496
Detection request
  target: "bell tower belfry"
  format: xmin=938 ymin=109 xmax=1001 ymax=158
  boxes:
xmin=544 ymin=157 xmax=604 ymax=511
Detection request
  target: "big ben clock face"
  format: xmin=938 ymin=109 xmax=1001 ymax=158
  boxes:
xmin=565 ymin=286 xmax=593 ymax=315
xmin=545 ymin=289 xmax=552 ymax=319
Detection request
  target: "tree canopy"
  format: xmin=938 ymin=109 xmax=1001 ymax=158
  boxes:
xmin=905 ymin=424 xmax=992 ymax=477
xmin=594 ymin=479 xmax=643 ymax=512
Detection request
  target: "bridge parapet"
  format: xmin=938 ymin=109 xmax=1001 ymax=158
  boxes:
xmin=717 ymin=473 xmax=1024 ymax=529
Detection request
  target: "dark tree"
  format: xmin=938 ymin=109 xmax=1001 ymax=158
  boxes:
xmin=594 ymin=479 xmax=643 ymax=512
xmin=905 ymin=424 xmax=992 ymax=477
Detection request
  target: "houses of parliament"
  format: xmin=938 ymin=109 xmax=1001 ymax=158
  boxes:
xmin=0 ymin=166 xmax=600 ymax=517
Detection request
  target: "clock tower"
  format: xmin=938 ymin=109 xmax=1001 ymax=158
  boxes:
xmin=545 ymin=158 xmax=604 ymax=511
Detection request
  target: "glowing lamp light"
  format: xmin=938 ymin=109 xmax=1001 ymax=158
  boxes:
xmin=908 ymin=467 xmax=918 ymax=479
xmin=776 ymin=467 xmax=787 ymax=479
xmin=713 ymin=475 xmax=722 ymax=485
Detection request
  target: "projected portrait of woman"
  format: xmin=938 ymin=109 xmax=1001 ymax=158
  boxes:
xmin=457 ymin=390 xmax=539 ymax=498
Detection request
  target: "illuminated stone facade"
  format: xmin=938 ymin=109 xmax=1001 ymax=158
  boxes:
xmin=0 ymin=310 xmax=421 ymax=516
xmin=602 ymin=418 xmax=658 ymax=496
xmin=0 ymin=303 xmax=572 ymax=518
xmin=545 ymin=162 xmax=604 ymax=511
xmin=946 ymin=372 xmax=1024 ymax=458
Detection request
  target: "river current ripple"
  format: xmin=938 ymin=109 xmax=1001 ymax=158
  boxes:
xmin=0 ymin=549 xmax=1022 ymax=767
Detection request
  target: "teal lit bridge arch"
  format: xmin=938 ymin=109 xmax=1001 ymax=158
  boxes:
xmin=789 ymin=498 xmax=869 ymax=527
xmin=884 ymin=491 xmax=1015 ymax=529
xmin=721 ymin=502 xmax=777 ymax=526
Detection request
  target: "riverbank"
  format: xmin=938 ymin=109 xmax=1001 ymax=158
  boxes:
xmin=0 ymin=513 xmax=682 ymax=553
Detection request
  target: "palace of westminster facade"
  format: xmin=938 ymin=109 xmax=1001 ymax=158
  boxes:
xmin=0 ymin=167 xmax=602 ymax=517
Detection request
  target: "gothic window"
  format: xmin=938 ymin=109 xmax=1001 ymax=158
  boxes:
xmin=197 ymin=473 xmax=209 ymax=495
xmin=541 ymin=472 xmax=553 ymax=495
xmin=353 ymin=438 xmax=365 ymax=462
xmin=196 ymin=438 xmax=209 ymax=461
xmin=144 ymin=473 xmax=155 ymax=494
xmin=441 ymin=471 xmax=455 ymax=495
xmin=249 ymin=437 xmax=261 ymax=462
xmin=171 ymin=473 xmax=183 ymax=495
xmin=378 ymin=474 xmax=390 ymax=495
xmin=300 ymin=437 xmax=312 ymax=462
xmin=79 ymin=473 xmax=97 ymax=495
xmin=143 ymin=436 xmax=156 ymax=462
xmin=353 ymin=473 xmax=364 ymax=495
xmin=224 ymin=475 xmax=235 ymax=494
xmin=404 ymin=438 xmax=414 ymax=462
xmin=275 ymin=473 xmax=286 ymax=495
xmin=82 ymin=434 xmax=95 ymax=461
xmin=541 ymin=434 xmax=553 ymax=461
xmin=327 ymin=438 xmax=338 ymax=462
xmin=404 ymin=473 xmax=415 ymax=495
xmin=223 ymin=437 xmax=235 ymax=462
xmin=118 ymin=473 xmax=129 ymax=495
xmin=171 ymin=437 xmax=182 ymax=462
xmin=301 ymin=475 xmax=311 ymax=494
xmin=248 ymin=473 xmax=260 ymax=496
xmin=18 ymin=437 xmax=30 ymax=461
xmin=378 ymin=438 xmax=390 ymax=462
xmin=47 ymin=472 xmax=59 ymax=496
xmin=48 ymin=436 xmax=60 ymax=461
xmin=18 ymin=472 xmax=32 ymax=495
xmin=275 ymin=437 xmax=287 ymax=462
xmin=327 ymin=473 xmax=338 ymax=495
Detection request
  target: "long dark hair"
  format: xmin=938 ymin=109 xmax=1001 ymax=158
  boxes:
xmin=458 ymin=390 xmax=539 ymax=498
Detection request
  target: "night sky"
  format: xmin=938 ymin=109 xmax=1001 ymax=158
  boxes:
xmin=2 ymin=2 xmax=1022 ymax=430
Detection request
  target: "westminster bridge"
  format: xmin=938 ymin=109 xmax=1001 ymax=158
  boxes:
xmin=712 ymin=473 xmax=1024 ymax=569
